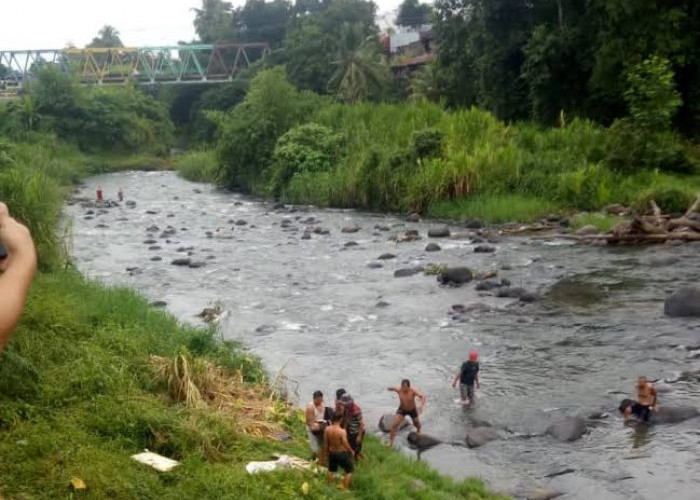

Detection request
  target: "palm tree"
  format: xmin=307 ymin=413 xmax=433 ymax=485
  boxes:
xmin=87 ymin=25 xmax=123 ymax=48
xmin=328 ymin=23 xmax=390 ymax=103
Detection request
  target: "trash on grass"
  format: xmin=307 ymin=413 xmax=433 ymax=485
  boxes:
xmin=131 ymin=450 xmax=180 ymax=472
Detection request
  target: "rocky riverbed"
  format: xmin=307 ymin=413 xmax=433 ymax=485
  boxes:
xmin=66 ymin=171 xmax=700 ymax=500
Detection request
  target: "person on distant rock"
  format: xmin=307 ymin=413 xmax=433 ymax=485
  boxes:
xmin=96 ymin=185 xmax=103 ymax=202
xmin=324 ymin=412 xmax=355 ymax=490
xmin=452 ymin=350 xmax=480 ymax=405
xmin=0 ymin=202 xmax=37 ymax=351
xmin=118 ymin=187 xmax=124 ymax=202
xmin=623 ymin=376 xmax=657 ymax=423
xmin=305 ymin=390 xmax=327 ymax=459
xmin=339 ymin=394 xmax=365 ymax=461
xmin=388 ymin=379 xmax=426 ymax=446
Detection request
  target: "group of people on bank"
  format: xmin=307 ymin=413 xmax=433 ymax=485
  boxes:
xmin=305 ymin=351 xmax=480 ymax=489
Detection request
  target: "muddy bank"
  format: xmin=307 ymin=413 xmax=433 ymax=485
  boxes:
xmin=66 ymin=171 xmax=700 ymax=500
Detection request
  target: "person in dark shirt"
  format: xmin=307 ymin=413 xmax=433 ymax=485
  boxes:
xmin=452 ymin=350 xmax=480 ymax=405
xmin=339 ymin=394 xmax=365 ymax=460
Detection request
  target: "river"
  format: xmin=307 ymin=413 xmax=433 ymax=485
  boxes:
xmin=65 ymin=171 xmax=700 ymax=500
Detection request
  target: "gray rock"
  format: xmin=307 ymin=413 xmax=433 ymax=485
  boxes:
xmin=474 ymin=244 xmax=496 ymax=253
xmin=465 ymin=427 xmax=499 ymax=448
xmin=438 ymin=267 xmax=473 ymax=286
xmin=301 ymin=231 xmax=311 ymax=240
xmin=407 ymin=432 xmax=441 ymax=450
xmin=150 ymin=301 xmax=167 ymax=308
xmin=125 ymin=200 xmax=136 ymax=207
xmin=344 ymin=241 xmax=358 ymax=247
xmin=546 ymin=417 xmax=587 ymax=442
xmin=143 ymin=239 xmax=157 ymax=244
xmin=464 ymin=219 xmax=484 ymax=229
xmin=125 ymin=267 xmax=139 ymax=272
xmin=376 ymin=301 xmax=390 ymax=308
xmin=378 ymin=413 xmax=410 ymax=432
xmin=171 ymin=258 xmax=191 ymax=266
xmin=517 ymin=487 xmax=564 ymax=500
xmin=653 ymin=405 xmax=700 ymax=424
xmin=148 ymin=245 xmax=162 ymax=251
xmin=273 ymin=202 xmax=285 ymax=210
xmin=368 ymin=262 xmax=383 ymax=269
xmin=496 ymin=287 xmax=528 ymax=299
xmin=394 ymin=267 xmax=422 ymax=278
xmin=235 ymin=219 xmax=247 ymax=226
xmin=341 ymin=224 xmax=361 ymax=233
xmin=425 ymin=243 xmax=441 ymax=252
xmin=428 ymin=226 xmax=451 ymax=238
xmin=664 ymin=287 xmax=700 ymax=317
xmin=150 ymin=256 xmax=162 ymax=262
xmin=146 ymin=225 xmax=159 ymax=232
xmin=519 ymin=292 xmax=539 ymax=303
xmin=575 ymin=224 xmax=599 ymax=236
xmin=475 ymin=280 xmax=501 ymax=291
xmin=378 ymin=253 xmax=397 ymax=260
xmin=406 ymin=213 xmax=421 ymax=223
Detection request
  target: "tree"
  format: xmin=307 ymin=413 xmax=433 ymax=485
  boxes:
xmin=328 ymin=23 xmax=390 ymax=102
xmin=396 ymin=0 xmax=432 ymax=28
xmin=87 ymin=25 xmax=123 ymax=48
xmin=193 ymin=0 xmax=235 ymax=43
xmin=233 ymin=0 xmax=292 ymax=48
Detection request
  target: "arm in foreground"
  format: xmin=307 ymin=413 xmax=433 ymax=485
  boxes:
xmin=0 ymin=203 xmax=37 ymax=351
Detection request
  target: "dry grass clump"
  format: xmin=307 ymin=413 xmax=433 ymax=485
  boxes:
xmin=150 ymin=352 xmax=293 ymax=439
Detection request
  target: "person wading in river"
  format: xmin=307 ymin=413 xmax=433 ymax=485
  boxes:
xmin=324 ymin=412 xmax=355 ymax=490
xmin=388 ymin=379 xmax=426 ymax=446
xmin=623 ymin=376 xmax=658 ymax=423
xmin=305 ymin=390 xmax=327 ymax=459
xmin=452 ymin=350 xmax=480 ymax=405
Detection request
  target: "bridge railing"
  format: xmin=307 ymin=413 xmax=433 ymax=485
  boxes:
xmin=0 ymin=43 xmax=269 ymax=90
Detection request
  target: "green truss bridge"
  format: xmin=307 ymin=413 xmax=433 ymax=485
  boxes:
xmin=0 ymin=43 xmax=269 ymax=94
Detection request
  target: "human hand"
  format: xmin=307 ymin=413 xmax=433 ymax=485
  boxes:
xmin=0 ymin=203 xmax=36 ymax=272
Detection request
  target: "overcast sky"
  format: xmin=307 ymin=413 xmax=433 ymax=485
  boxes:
xmin=0 ymin=0 xmax=402 ymax=50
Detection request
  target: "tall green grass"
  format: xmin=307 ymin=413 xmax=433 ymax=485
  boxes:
xmin=428 ymin=194 xmax=557 ymax=223
xmin=173 ymin=150 xmax=218 ymax=183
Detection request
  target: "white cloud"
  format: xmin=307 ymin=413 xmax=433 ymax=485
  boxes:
xmin=0 ymin=0 xmax=405 ymax=50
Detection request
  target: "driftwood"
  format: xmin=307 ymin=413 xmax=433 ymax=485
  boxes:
xmin=580 ymin=195 xmax=700 ymax=245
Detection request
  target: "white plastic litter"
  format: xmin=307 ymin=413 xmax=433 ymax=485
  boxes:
xmin=246 ymin=455 xmax=293 ymax=474
xmin=131 ymin=450 xmax=180 ymax=472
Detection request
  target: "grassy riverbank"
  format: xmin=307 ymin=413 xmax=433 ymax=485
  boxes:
xmin=0 ymin=132 xmax=505 ymax=498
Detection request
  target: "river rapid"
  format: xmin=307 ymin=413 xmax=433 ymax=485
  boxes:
xmin=66 ymin=171 xmax=700 ymax=499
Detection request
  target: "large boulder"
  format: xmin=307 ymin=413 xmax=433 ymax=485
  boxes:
xmin=575 ymin=224 xmax=599 ymax=236
xmin=438 ymin=267 xmax=473 ymax=286
xmin=653 ymin=406 xmax=700 ymax=423
xmin=378 ymin=413 xmax=410 ymax=433
xmin=664 ymin=287 xmax=700 ymax=317
xmin=341 ymin=224 xmax=361 ymax=233
xmin=407 ymin=432 xmax=441 ymax=451
xmin=546 ymin=417 xmax=587 ymax=442
xmin=425 ymin=243 xmax=441 ymax=252
xmin=465 ymin=427 xmax=499 ymax=448
xmin=428 ymin=226 xmax=451 ymax=238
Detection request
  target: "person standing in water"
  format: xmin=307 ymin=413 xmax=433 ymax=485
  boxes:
xmin=96 ymin=185 xmax=103 ymax=202
xmin=118 ymin=188 xmax=124 ymax=202
xmin=452 ymin=350 xmax=480 ymax=405
xmin=388 ymin=379 xmax=426 ymax=446
xmin=623 ymin=376 xmax=657 ymax=423
xmin=324 ymin=412 xmax=355 ymax=490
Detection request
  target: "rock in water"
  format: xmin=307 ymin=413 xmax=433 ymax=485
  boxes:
xmin=546 ymin=417 xmax=587 ymax=442
xmin=575 ymin=224 xmax=599 ymax=236
xmin=378 ymin=413 xmax=410 ymax=433
xmin=406 ymin=213 xmax=421 ymax=222
xmin=378 ymin=253 xmax=397 ymax=260
xmin=465 ymin=427 xmax=499 ymax=448
xmin=341 ymin=224 xmax=361 ymax=233
xmin=652 ymin=406 xmax=700 ymax=424
xmin=438 ymin=267 xmax=473 ymax=286
xmin=394 ymin=267 xmax=423 ymax=278
xmin=171 ymin=258 xmax=191 ymax=267
xmin=428 ymin=226 xmax=451 ymax=238
xmin=407 ymin=432 xmax=441 ymax=451
xmin=425 ymin=242 xmax=441 ymax=252
xmin=664 ymin=287 xmax=700 ymax=317
xmin=474 ymin=244 xmax=496 ymax=253
xmin=496 ymin=286 xmax=528 ymax=299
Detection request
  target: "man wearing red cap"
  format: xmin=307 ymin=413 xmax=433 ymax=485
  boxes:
xmin=452 ymin=350 xmax=480 ymax=405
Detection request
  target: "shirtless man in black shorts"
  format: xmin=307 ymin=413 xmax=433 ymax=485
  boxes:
xmin=623 ymin=376 xmax=658 ymax=423
xmin=323 ymin=412 xmax=355 ymax=490
xmin=388 ymin=379 xmax=427 ymax=446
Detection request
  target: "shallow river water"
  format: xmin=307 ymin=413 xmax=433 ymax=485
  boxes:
xmin=66 ymin=171 xmax=700 ymax=499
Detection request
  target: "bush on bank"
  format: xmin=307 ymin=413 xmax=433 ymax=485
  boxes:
xmin=209 ymin=67 xmax=700 ymax=222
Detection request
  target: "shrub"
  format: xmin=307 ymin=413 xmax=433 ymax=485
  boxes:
xmin=634 ymin=186 xmax=695 ymax=214
xmin=270 ymin=123 xmax=343 ymax=193
xmin=410 ymin=127 xmax=444 ymax=158
xmin=174 ymin=150 xmax=218 ymax=183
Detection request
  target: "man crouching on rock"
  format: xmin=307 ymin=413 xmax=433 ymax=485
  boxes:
xmin=0 ymin=202 xmax=37 ymax=351
xmin=323 ymin=412 xmax=355 ymax=490
xmin=621 ymin=376 xmax=657 ymax=423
